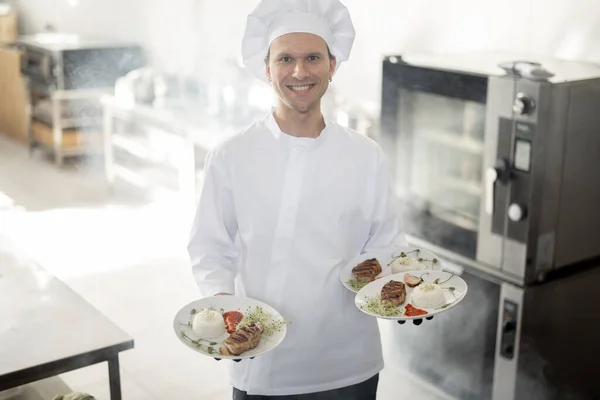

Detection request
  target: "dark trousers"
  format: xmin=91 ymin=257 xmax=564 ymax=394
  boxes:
xmin=232 ymin=374 xmax=379 ymax=400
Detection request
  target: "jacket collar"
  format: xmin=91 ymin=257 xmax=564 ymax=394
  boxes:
xmin=264 ymin=109 xmax=331 ymax=149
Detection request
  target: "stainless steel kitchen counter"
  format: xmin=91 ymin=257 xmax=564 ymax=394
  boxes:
xmin=0 ymin=235 xmax=133 ymax=399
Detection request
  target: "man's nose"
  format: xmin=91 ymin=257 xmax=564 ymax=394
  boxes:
xmin=292 ymin=61 xmax=309 ymax=80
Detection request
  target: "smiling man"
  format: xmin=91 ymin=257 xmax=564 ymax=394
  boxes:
xmin=266 ymin=32 xmax=334 ymax=124
xmin=187 ymin=0 xmax=408 ymax=399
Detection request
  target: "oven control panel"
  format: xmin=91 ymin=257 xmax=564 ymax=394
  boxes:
xmin=500 ymin=299 xmax=519 ymax=359
xmin=492 ymin=117 xmax=534 ymax=243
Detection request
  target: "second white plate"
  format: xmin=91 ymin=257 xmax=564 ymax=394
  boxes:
xmin=340 ymin=246 xmax=442 ymax=293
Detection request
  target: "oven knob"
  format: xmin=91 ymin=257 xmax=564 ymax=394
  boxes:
xmin=513 ymin=93 xmax=535 ymax=115
xmin=508 ymin=204 xmax=527 ymax=222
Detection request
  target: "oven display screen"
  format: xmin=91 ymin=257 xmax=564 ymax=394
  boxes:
xmin=514 ymin=139 xmax=532 ymax=172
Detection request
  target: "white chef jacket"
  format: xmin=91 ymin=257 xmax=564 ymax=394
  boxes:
xmin=187 ymin=110 xmax=407 ymax=396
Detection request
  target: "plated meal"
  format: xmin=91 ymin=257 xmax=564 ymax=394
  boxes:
xmin=355 ymin=270 xmax=468 ymax=320
xmin=340 ymin=247 xmax=443 ymax=293
xmin=173 ymin=295 xmax=287 ymax=359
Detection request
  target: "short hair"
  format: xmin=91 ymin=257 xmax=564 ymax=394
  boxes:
xmin=265 ymin=45 xmax=335 ymax=61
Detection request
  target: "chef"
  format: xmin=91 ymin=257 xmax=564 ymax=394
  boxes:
xmin=188 ymin=0 xmax=408 ymax=398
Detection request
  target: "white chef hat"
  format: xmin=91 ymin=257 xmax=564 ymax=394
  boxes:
xmin=241 ymin=0 xmax=356 ymax=83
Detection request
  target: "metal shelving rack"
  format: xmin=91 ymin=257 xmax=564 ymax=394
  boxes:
xmin=24 ymin=75 xmax=112 ymax=166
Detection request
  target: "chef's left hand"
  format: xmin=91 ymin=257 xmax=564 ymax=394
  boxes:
xmin=214 ymin=357 xmax=254 ymax=362
xmin=398 ymin=316 xmax=434 ymax=326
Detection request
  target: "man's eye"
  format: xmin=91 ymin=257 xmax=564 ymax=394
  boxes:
xmin=308 ymin=56 xmax=319 ymax=61
xmin=281 ymin=57 xmax=291 ymax=62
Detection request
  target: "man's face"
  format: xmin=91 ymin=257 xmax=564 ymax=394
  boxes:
xmin=265 ymin=32 xmax=336 ymax=114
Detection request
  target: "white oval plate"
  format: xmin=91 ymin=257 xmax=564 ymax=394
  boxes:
xmin=173 ymin=295 xmax=287 ymax=360
xmin=355 ymin=270 xmax=468 ymax=321
xmin=340 ymin=246 xmax=443 ymax=293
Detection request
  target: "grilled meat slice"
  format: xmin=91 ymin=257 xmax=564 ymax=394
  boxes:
xmin=381 ymin=280 xmax=406 ymax=307
xmin=352 ymin=258 xmax=382 ymax=283
xmin=404 ymin=273 xmax=422 ymax=288
xmin=220 ymin=322 xmax=263 ymax=356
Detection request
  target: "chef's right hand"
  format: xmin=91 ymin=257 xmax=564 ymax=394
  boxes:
xmin=398 ymin=316 xmax=434 ymax=326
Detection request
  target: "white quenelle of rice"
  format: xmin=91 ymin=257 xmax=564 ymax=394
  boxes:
xmin=411 ymin=282 xmax=446 ymax=308
xmin=192 ymin=309 xmax=226 ymax=339
xmin=390 ymin=256 xmax=420 ymax=274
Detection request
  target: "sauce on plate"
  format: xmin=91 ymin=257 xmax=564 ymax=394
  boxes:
xmin=405 ymin=304 xmax=428 ymax=317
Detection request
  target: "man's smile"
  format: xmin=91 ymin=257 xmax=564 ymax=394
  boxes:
xmin=286 ymin=84 xmax=316 ymax=94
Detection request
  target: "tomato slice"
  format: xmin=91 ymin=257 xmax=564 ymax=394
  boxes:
xmin=223 ymin=311 xmax=244 ymax=333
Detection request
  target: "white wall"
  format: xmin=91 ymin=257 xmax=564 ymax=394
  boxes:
xmin=8 ymin=0 xmax=600 ymax=112
xmin=528 ymin=0 xmax=600 ymax=61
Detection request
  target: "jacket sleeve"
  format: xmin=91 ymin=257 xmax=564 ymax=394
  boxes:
xmin=187 ymin=147 xmax=239 ymax=297
xmin=362 ymin=146 xmax=408 ymax=253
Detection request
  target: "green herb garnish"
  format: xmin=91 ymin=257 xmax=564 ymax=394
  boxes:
xmin=433 ymin=273 xmax=454 ymax=285
xmin=416 ymin=257 xmax=438 ymax=270
xmin=346 ymin=277 xmax=369 ymax=291
xmin=360 ymin=295 xmax=402 ymax=317
xmin=238 ymin=306 xmax=288 ymax=337
xmin=181 ymin=332 xmax=219 ymax=354
xmin=179 ymin=321 xmax=192 ymax=328
xmin=388 ymin=249 xmax=420 ymax=266
xmin=442 ymin=286 xmax=457 ymax=300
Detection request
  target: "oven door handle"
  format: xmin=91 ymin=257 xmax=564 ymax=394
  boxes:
xmin=485 ymin=159 xmax=511 ymax=215
xmin=485 ymin=167 xmax=498 ymax=215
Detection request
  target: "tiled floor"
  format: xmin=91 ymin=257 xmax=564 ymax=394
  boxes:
xmin=0 ymin=134 xmax=454 ymax=400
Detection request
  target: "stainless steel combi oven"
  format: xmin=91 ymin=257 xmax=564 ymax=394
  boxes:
xmin=377 ymin=52 xmax=600 ymax=400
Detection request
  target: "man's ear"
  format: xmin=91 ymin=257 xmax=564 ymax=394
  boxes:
xmin=329 ymin=55 xmax=337 ymax=79
xmin=264 ymin=58 xmax=272 ymax=82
